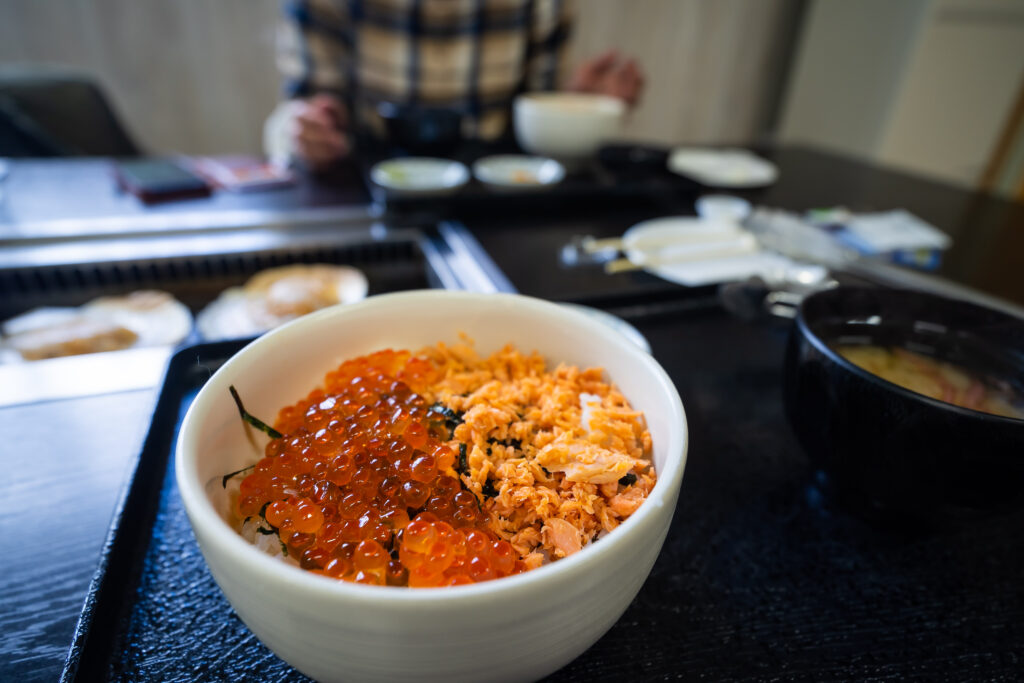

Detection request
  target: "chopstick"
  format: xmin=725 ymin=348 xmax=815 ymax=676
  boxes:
xmin=604 ymin=237 xmax=759 ymax=274
xmin=581 ymin=236 xmax=627 ymax=253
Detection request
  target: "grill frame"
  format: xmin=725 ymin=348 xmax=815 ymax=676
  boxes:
xmin=0 ymin=238 xmax=429 ymax=320
xmin=0 ymin=218 xmax=466 ymax=322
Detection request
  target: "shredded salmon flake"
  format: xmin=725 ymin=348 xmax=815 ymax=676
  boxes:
xmin=418 ymin=339 xmax=656 ymax=562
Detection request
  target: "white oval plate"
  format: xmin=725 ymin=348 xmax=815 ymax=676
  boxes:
xmin=622 ymin=216 xmax=794 ymax=287
xmin=472 ymin=155 xmax=565 ymax=191
xmin=369 ymin=157 xmax=470 ymax=197
xmin=668 ymin=148 xmax=778 ymax=188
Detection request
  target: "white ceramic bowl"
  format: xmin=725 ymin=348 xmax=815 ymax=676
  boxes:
xmin=513 ymin=93 xmax=625 ymax=162
xmin=175 ymin=290 xmax=687 ymax=683
xmin=559 ymin=302 xmax=651 ymax=354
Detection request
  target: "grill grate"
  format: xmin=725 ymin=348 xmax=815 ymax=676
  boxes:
xmin=0 ymin=240 xmax=425 ymax=319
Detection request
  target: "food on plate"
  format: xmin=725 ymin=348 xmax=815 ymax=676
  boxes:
xmin=5 ymin=317 xmax=138 ymax=361
xmin=377 ymin=166 xmax=407 ymax=183
xmin=196 ymin=264 xmax=368 ymax=341
xmin=510 ymin=169 xmax=539 ymax=184
xmin=836 ymin=345 xmax=1024 ymax=419
xmin=1 ymin=290 xmax=192 ymax=361
xmin=84 ymin=289 xmax=194 ymax=346
xmin=226 ymin=338 xmax=656 ymax=587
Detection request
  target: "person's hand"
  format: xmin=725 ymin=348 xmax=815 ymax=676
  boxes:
xmin=289 ymin=94 xmax=350 ymax=170
xmin=567 ymin=49 xmax=645 ymax=108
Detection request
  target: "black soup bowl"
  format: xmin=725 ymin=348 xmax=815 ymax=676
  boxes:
xmin=784 ymin=286 xmax=1024 ymax=513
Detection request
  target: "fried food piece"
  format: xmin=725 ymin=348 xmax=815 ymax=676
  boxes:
xmin=7 ymin=317 xmax=138 ymax=360
xmin=197 ymin=264 xmax=368 ymax=340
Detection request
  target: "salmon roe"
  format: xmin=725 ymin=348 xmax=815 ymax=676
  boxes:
xmin=235 ymin=349 xmax=525 ymax=587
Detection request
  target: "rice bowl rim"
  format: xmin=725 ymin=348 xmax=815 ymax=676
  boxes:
xmin=176 ymin=289 xmax=688 ymax=608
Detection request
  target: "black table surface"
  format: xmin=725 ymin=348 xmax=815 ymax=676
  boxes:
xmin=2 ymin=145 xmax=1023 ymax=682
xmin=453 ymin=146 xmax=1024 ymax=309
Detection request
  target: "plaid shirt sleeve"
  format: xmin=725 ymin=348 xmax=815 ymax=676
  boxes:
xmin=523 ymin=0 xmax=574 ymax=92
xmin=277 ymin=0 xmax=352 ymax=100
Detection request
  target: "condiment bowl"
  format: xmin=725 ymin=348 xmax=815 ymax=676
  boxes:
xmin=472 ymin=154 xmax=566 ymax=192
xmin=784 ymin=286 xmax=1024 ymax=513
xmin=176 ymin=290 xmax=687 ymax=683
xmin=368 ymin=157 xmax=470 ymax=198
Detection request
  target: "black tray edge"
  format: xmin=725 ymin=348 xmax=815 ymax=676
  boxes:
xmin=60 ymin=339 xmax=250 ymax=682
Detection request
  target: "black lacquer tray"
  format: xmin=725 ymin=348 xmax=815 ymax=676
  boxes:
xmin=361 ymin=138 xmax=703 ymax=218
xmin=62 ymin=307 xmax=1024 ymax=681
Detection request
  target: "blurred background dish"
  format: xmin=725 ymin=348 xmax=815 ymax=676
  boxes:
xmin=0 ymin=290 xmax=192 ymax=362
xmin=513 ymin=93 xmax=625 ymax=164
xmin=695 ymin=194 xmax=753 ymax=224
xmin=196 ymin=264 xmax=368 ymax=341
xmin=668 ymin=148 xmax=779 ymax=188
xmin=369 ymin=157 xmax=470 ymax=198
xmin=472 ymin=154 xmax=565 ymax=191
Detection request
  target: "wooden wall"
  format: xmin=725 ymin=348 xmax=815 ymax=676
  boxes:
xmin=0 ymin=0 xmax=801 ymax=155
xmin=778 ymin=0 xmax=1024 ymax=194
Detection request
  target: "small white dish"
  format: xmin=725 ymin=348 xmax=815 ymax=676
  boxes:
xmin=472 ymin=155 xmax=565 ymax=191
xmin=369 ymin=157 xmax=469 ymax=197
xmin=668 ymin=148 xmax=778 ymax=188
xmin=695 ymin=195 xmax=753 ymax=224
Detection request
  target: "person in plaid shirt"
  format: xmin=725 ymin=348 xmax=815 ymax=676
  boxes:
xmin=265 ymin=0 xmax=643 ymax=169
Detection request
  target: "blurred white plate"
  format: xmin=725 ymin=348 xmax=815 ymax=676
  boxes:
xmin=369 ymin=157 xmax=469 ymax=197
xmin=668 ymin=148 xmax=778 ymax=188
xmin=472 ymin=155 xmax=565 ymax=191
xmin=622 ymin=216 xmax=795 ymax=287
xmin=560 ymin=303 xmax=651 ymax=354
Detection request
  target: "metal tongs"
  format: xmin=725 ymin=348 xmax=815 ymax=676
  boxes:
xmin=743 ymin=207 xmax=1024 ymax=320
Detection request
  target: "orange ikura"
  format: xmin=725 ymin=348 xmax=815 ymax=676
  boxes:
xmin=230 ymin=343 xmax=655 ymax=588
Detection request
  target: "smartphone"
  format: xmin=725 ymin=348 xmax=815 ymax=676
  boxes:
xmin=114 ymin=158 xmax=212 ymax=203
